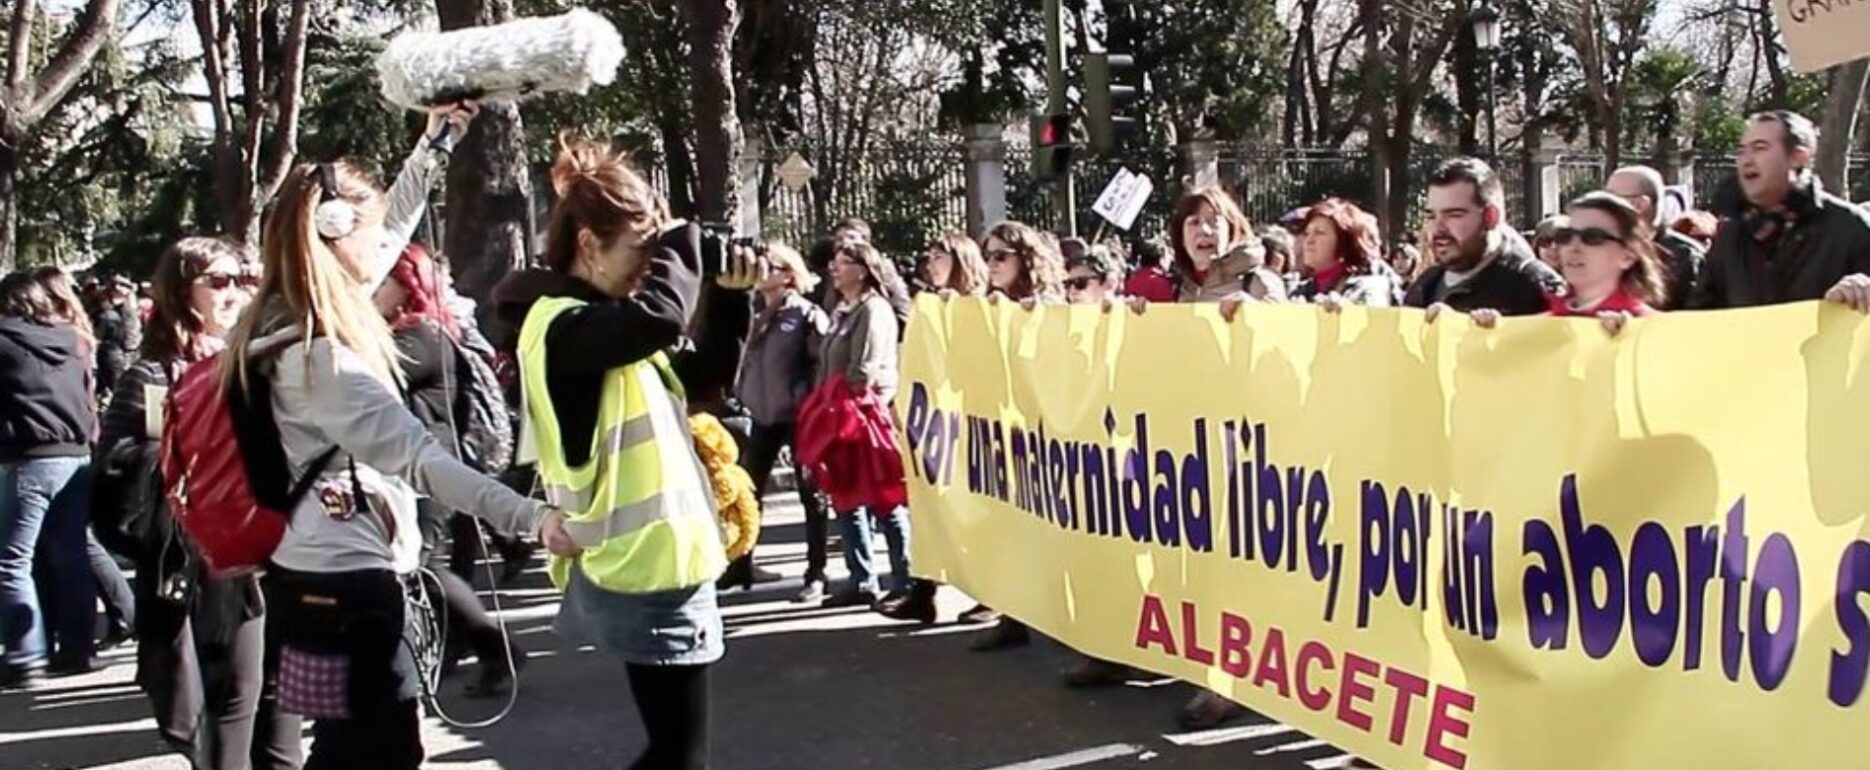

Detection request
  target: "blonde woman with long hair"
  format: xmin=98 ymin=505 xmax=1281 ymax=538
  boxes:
xmin=225 ymin=105 xmax=572 ymax=770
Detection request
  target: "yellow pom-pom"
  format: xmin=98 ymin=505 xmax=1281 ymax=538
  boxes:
xmin=689 ymin=413 xmax=761 ymax=560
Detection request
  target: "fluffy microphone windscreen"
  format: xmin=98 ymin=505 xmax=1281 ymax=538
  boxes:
xmin=376 ymin=9 xmax=625 ymax=110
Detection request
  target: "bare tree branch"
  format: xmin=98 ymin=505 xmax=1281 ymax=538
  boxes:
xmin=19 ymin=0 xmax=123 ymax=128
xmin=5 ymin=0 xmax=37 ymax=98
xmin=257 ymin=0 xmax=310 ymax=203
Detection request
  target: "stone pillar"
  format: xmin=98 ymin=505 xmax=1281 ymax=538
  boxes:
xmin=963 ymin=123 xmax=1007 ymax=238
xmin=1530 ymin=132 xmax=1568 ymax=221
xmin=1182 ymin=138 xmax=1220 ymax=190
xmin=738 ymin=129 xmax=765 ymax=237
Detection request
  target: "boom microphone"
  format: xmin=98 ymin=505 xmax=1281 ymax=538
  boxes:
xmin=375 ymin=9 xmax=626 ymax=111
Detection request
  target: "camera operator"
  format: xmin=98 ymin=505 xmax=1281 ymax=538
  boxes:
xmin=492 ymin=138 xmax=757 ymax=770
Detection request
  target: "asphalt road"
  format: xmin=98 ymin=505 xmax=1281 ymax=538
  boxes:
xmin=1 ymin=492 xmax=1358 ymax=770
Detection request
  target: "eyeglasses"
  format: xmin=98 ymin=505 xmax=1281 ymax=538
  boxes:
xmin=985 ymin=248 xmax=1019 ymax=264
xmin=1552 ymin=227 xmax=1625 ymax=247
xmin=1064 ymin=276 xmax=1101 ymax=291
xmin=196 ymin=272 xmax=258 ymax=291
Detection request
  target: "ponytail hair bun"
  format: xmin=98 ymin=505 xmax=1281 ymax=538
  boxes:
xmin=544 ymin=135 xmax=668 ymax=273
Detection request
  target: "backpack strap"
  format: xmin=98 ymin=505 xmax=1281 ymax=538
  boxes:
xmin=283 ymin=447 xmax=341 ymax=507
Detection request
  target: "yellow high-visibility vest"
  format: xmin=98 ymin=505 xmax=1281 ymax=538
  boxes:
xmin=519 ymin=296 xmax=726 ymax=594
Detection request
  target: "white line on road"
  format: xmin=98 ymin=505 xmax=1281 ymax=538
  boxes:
xmin=1162 ymin=722 xmax=1295 ymax=747
xmin=974 ymin=742 xmax=1146 ymax=770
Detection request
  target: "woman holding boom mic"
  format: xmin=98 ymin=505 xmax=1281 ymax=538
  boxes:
xmin=493 ymin=137 xmax=757 ymax=770
xmin=229 ymin=104 xmax=576 ymax=770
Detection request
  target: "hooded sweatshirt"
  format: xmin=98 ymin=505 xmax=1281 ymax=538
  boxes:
xmin=0 ymin=317 xmax=94 ymax=460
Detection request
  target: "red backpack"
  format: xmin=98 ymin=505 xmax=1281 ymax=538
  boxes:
xmin=159 ymin=352 xmax=337 ymax=578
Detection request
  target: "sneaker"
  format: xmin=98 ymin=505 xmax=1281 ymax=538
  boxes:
xmin=969 ymin=619 xmax=1030 ymax=652
xmin=1178 ymin=689 xmax=1243 ymax=729
xmin=1062 ymin=657 xmax=1133 ymax=688
xmin=957 ymin=603 xmax=1001 ymax=625
xmin=793 ymin=577 xmax=827 ymax=604
xmin=821 ymin=588 xmax=880 ymax=609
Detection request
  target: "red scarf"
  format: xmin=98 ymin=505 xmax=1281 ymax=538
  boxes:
xmin=1311 ymin=262 xmax=1347 ymax=293
xmin=1546 ymin=289 xmax=1655 ymax=317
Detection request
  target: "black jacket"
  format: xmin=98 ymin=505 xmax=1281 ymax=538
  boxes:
xmin=492 ymin=226 xmax=753 ymax=469
xmin=94 ymin=303 xmax=142 ymax=398
xmin=1404 ymin=233 xmax=1566 ymax=315
xmin=0 ymin=316 xmax=94 ymax=460
xmin=393 ymin=321 xmax=460 ymax=458
xmin=1690 ymin=189 xmax=1870 ymax=309
xmin=1656 ymin=229 xmax=1707 ymax=311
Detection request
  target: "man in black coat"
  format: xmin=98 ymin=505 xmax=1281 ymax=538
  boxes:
xmin=1692 ymin=110 xmax=1870 ymax=311
xmin=1404 ymin=157 xmax=1565 ymax=315
xmin=1607 ymin=165 xmax=1705 ymax=310
xmin=91 ymin=275 xmax=142 ymax=401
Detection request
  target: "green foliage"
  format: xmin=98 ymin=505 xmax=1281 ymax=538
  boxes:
xmin=1122 ymin=0 xmax=1289 ymax=142
xmin=1622 ymin=48 xmax=1703 ymax=150
xmin=299 ymin=31 xmax=418 ymax=177
xmin=1694 ymin=99 xmax=1746 ymax=153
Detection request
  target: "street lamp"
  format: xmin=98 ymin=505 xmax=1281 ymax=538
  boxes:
xmin=1472 ymin=1 xmax=1502 ymax=161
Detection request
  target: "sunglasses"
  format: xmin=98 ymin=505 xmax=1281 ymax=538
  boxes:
xmin=1064 ymin=276 xmax=1100 ymax=291
xmin=1552 ymin=227 xmax=1625 ymax=247
xmin=985 ymin=248 xmax=1020 ymax=264
xmin=196 ymin=272 xmax=258 ymax=291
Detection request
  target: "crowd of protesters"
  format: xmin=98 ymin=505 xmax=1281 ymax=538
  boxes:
xmin=1 ymin=105 xmax=1868 ymax=770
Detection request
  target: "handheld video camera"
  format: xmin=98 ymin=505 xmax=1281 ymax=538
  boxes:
xmin=697 ymin=223 xmax=767 ymax=279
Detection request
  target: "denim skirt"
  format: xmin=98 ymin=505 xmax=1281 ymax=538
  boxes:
xmin=555 ymin=563 xmax=725 ymax=666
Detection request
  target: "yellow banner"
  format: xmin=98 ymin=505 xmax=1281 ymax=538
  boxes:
xmin=898 ymin=296 xmax=1870 ymax=770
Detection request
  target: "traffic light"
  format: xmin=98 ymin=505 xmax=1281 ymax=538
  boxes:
xmin=1031 ymin=113 xmax=1074 ymax=182
xmin=1086 ymin=53 xmax=1143 ymax=155
xmin=1089 ymin=1 xmax=1150 ymax=155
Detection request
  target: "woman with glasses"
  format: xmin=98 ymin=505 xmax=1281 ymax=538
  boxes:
xmin=1463 ymin=192 xmax=1667 ymax=329
xmin=983 ymin=221 xmax=1068 ymax=304
xmin=93 ymin=238 xmax=303 ymax=769
xmin=921 ymin=232 xmax=990 ymax=297
xmin=733 ymin=244 xmax=835 ymax=601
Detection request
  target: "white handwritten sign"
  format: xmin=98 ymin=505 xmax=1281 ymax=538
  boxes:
xmin=1092 ymin=167 xmax=1154 ymax=231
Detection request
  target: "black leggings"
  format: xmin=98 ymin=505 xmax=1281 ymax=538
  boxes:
xmin=625 ymin=663 xmax=711 ymax=770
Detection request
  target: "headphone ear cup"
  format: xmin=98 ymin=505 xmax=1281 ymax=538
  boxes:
xmin=315 ymin=199 xmax=357 ymax=240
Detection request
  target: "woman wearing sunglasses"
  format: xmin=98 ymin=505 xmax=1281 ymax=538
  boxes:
xmin=921 ymin=231 xmax=991 ymax=297
xmin=93 ymin=238 xmax=303 ymax=768
xmin=1467 ymin=191 xmax=1667 ymax=331
xmin=983 ymin=221 xmax=1068 ymax=304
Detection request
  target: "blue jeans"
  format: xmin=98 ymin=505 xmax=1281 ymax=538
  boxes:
xmin=0 ymin=457 xmax=95 ymax=667
xmin=839 ymin=506 xmax=912 ymax=595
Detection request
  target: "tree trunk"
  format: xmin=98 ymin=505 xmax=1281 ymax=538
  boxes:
xmin=0 ymin=0 xmax=122 ymax=269
xmin=1452 ymin=31 xmax=1481 ymax=156
xmin=1817 ymin=59 xmax=1870 ymax=195
xmin=657 ymin=117 xmax=699 ymax=219
xmin=0 ymin=143 xmax=17 ymax=272
xmin=1360 ymin=0 xmax=1392 ymax=242
xmin=437 ymin=0 xmax=531 ymax=309
xmin=682 ymin=0 xmax=742 ymax=225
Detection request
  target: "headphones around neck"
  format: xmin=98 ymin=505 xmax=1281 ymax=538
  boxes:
xmin=313 ymin=163 xmax=358 ymax=241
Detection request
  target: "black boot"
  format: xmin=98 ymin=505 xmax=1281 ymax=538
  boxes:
xmin=876 ymin=580 xmax=938 ymax=624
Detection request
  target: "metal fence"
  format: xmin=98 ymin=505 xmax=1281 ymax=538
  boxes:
xmin=642 ymin=139 xmax=1870 ymax=263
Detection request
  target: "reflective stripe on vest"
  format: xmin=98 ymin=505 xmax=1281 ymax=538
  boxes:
xmin=519 ymin=296 xmax=726 ymax=594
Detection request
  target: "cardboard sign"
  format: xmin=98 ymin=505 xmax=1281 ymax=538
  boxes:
xmin=144 ymin=384 xmax=168 ymax=439
xmin=1091 ymin=168 xmax=1154 ymax=231
xmin=1775 ymin=0 xmax=1870 ymax=73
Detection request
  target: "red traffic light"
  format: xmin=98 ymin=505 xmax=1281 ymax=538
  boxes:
xmin=1038 ymin=114 xmax=1072 ymax=148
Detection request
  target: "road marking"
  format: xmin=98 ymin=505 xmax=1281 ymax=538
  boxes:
xmin=1163 ymin=722 xmax=1295 ymax=747
xmin=974 ymin=742 xmax=1146 ymax=770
